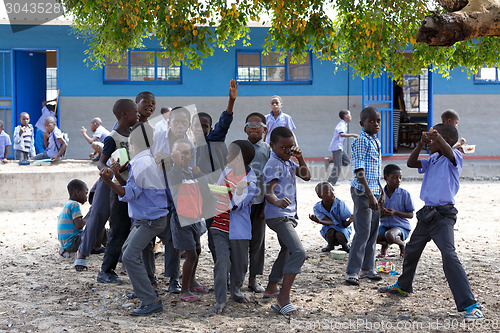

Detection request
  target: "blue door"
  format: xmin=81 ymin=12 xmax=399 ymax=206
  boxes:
xmin=362 ymin=72 xmax=393 ymax=156
xmin=14 ymin=50 xmax=47 ymax=128
xmin=0 ymin=50 xmax=13 ymax=158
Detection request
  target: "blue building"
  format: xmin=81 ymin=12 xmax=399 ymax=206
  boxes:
xmin=1 ymin=22 xmax=498 ymax=159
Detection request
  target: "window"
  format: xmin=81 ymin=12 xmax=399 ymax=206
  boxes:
xmin=474 ymin=67 xmax=500 ymax=83
xmin=402 ymin=69 xmax=428 ymax=113
xmin=104 ymin=51 xmax=181 ymax=83
xmin=46 ymin=67 xmax=58 ymax=100
xmin=236 ymin=51 xmax=312 ymax=83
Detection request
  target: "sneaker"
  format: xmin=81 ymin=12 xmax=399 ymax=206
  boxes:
xmin=324 ymin=157 xmax=331 ymax=171
xmin=463 ymin=303 xmax=484 ymax=322
xmin=378 ymin=282 xmax=408 ymax=296
xmin=97 ymin=270 xmax=123 ymax=284
xmin=321 ymin=244 xmax=335 ymax=252
xmin=168 ymin=278 xmax=181 ymax=294
xmin=129 ymin=300 xmax=163 ymax=316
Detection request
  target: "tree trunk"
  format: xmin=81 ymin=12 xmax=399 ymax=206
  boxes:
xmin=417 ymin=0 xmax=500 ymax=46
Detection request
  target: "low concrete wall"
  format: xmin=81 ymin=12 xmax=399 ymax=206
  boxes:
xmin=0 ymin=160 xmax=99 ymax=211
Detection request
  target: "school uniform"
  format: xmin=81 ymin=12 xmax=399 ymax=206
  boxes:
xmin=346 ymin=131 xmax=382 ymax=277
xmin=379 ymin=187 xmax=414 ymax=241
xmin=327 ymin=119 xmax=351 ymax=185
xmin=264 ymin=111 xmax=295 ymax=144
xmin=397 ymin=149 xmax=477 ymax=311
xmin=313 ymin=198 xmax=353 ymax=244
xmin=248 ymin=139 xmax=271 ymax=276
xmin=120 ymin=149 xmax=169 ymax=306
xmin=211 ymin=167 xmax=257 ymax=304
xmin=263 ymin=152 xmax=306 ymax=282
xmin=0 ymin=130 xmax=11 ymax=159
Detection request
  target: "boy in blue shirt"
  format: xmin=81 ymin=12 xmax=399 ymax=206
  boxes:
xmin=31 ymin=116 xmax=67 ymax=162
xmin=210 ymin=140 xmax=257 ymax=314
xmin=377 ymin=164 xmax=414 ymax=258
xmin=100 ymin=123 xmax=167 ymax=316
xmin=262 ymin=126 xmax=311 ymax=318
xmin=244 ymin=112 xmax=271 ymax=293
xmin=379 ymin=124 xmax=484 ymax=322
xmin=345 ymin=107 xmax=384 ymax=286
xmin=309 ymin=182 xmax=353 ymax=253
xmin=0 ymin=120 xmax=11 ymax=163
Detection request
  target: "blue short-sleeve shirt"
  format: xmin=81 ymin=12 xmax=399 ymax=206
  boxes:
xmin=313 ymin=198 xmax=352 ymax=242
xmin=380 ymin=187 xmax=414 ymax=231
xmin=418 ymin=149 xmax=462 ymax=206
xmin=263 ymin=151 xmax=298 ymax=219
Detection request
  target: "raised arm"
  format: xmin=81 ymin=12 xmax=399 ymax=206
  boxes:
xmin=427 ymin=128 xmax=455 ymax=163
xmin=407 ymin=131 xmax=430 ymax=169
xmin=226 ymin=79 xmax=238 ymax=115
xmin=292 ymin=146 xmax=311 ymax=181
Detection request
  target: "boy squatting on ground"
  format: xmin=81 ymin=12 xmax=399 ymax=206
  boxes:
xmin=13 ymin=112 xmax=36 ymax=160
xmin=376 ymin=164 xmax=414 ymax=258
xmin=325 ymin=109 xmax=358 ymax=186
xmin=345 ymin=107 xmax=384 ymax=286
xmin=309 ymin=182 xmax=353 ymax=253
xmin=74 ymin=99 xmax=139 ymax=277
xmin=210 ymin=140 xmax=257 ymax=314
xmin=100 ymin=124 xmax=168 ymax=317
xmin=379 ymin=124 xmax=484 ymax=322
xmin=31 ymin=116 xmax=67 ymax=162
xmin=244 ymin=112 xmax=271 ymax=293
xmin=262 ymin=126 xmax=311 ymax=318
xmin=80 ymin=117 xmax=110 ymax=161
xmin=57 ymin=179 xmax=106 ymax=258
xmin=0 ymin=120 xmax=11 ymax=163
xmin=168 ymin=138 xmax=210 ymax=303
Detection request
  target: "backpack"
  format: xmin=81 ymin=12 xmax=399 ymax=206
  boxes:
xmin=53 ymin=130 xmax=69 ymax=157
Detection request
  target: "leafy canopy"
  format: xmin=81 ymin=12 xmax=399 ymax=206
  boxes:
xmin=62 ymin=0 xmax=500 ymax=79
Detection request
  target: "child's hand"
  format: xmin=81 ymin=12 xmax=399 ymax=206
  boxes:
xmin=19 ymin=127 xmax=24 ymax=135
xmin=229 ymin=79 xmax=238 ymax=100
xmin=290 ymin=146 xmax=302 ymax=158
xmin=420 ymin=131 xmax=431 ymax=145
xmin=426 ymin=127 xmax=440 ymax=141
xmin=192 ymin=166 xmax=201 ymax=175
xmin=80 ymin=126 xmax=87 ymax=135
xmin=109 ymin=160 xmax=121 ymax=175
xmin=100 ymin=167 xmax=113 ymax=181
xmin=309 ymin=214 xmax=321 ymax=224
xmin=171 ymin=149 xmax=182 ymax=165
xmin=368 ymin=193 xmax=379 ymax=210
xmin=235 ymin=181 xmax=249 ymax=195
xmin=275 ymin=197 xmax=292 ymax=209
xmin=384 ymin=208 xmax=396 ymax=216
xmin=44 ymin=131 xmax=50 ymax=140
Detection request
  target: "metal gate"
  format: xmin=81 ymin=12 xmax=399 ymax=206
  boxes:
xmin=362 ymin=72 xmax=393 ymax=156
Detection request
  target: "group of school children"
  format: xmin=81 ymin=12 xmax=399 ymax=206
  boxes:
xmin=56 ymin=84 xmax=484 ymax=322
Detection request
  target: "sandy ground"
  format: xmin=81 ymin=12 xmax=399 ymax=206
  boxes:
xmin=1 ymin=180 xmax=499 ymax=333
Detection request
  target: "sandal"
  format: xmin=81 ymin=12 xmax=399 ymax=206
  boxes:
xmin=74 ymin=258 xmax=88 ymax=272
xmin=181 ymin=295 xmax=200 ymax=302
xmin=360 ymin=271 xmax=383 ymax=281
xmin=344 ymin=275 xmax=359 ymax=285
xmin=271 ymin=303 xmax=298 ymax=318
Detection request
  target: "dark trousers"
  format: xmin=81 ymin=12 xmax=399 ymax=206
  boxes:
xmin=79 ymin=179 xmax=110 ymax=257
xmin=157 ymin=211 xmax=180 ymax=279
xmin=249 ymin=202 xmax=266 ymax=276
xmin=101 ymin=191 xmax=131 ymax=273
xmin=327 ymin=150 xmax=350 ymax=185
xmin=397 ymin=205 xmax=476 ymax=311
xmin=205 ymin=217 xmax=217 ymax=263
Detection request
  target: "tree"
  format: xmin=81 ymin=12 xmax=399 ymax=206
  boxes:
xmin=61 ymin=0 xmax=500 ymax=80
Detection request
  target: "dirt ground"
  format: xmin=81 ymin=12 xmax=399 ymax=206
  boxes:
xmin=0 ymin=180 xmax=499 ymax=333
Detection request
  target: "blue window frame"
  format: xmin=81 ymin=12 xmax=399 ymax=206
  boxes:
xmin=236 ymin=50 xmax=312 ymax=84
xmin=474 ymin=67 xmax=500 ymax=83
xmin=104 ymin=51 xmax=181 ymax=83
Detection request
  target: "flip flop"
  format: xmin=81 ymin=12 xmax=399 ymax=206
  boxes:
xmin=271 ymin=303 xmax=298 ymax=318
xmin=181 ymin=295 xmax=200 ymax=302
xmin=263 ymin=293 xmax=279 ymax=299
xmin=190 ymin=285 xmax=208 ymax=294
xmin=74 ymin=258 xmax=88 ymax=272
